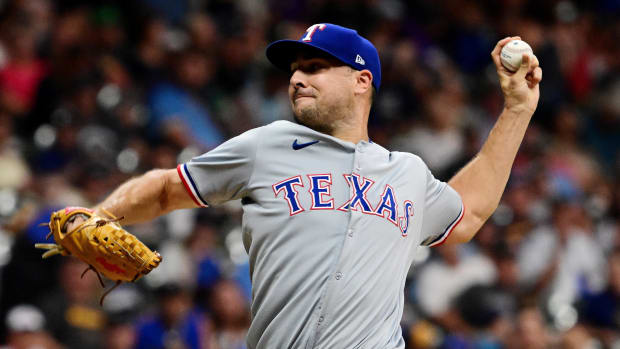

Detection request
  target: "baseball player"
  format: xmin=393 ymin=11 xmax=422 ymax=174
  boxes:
xmin=72 ymin=24 xmax=541 ymax=348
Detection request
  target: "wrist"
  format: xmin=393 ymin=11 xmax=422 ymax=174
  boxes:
xmin=503 ymin=104 xmax=535 ymax=118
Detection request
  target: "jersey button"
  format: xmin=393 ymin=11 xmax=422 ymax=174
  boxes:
xmin=348 ymin=229 xmax=354 ymax=237
xmin=335 ymin=272 xmax=343 ymax=280
xmin=318 ymin=316 xmax=324 ymax=323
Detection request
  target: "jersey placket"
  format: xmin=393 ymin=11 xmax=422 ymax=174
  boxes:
xmin=309 ymin=141 xmax=368 ymax=348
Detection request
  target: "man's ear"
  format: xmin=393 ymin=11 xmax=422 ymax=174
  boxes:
xmin=354 ymin=70 xmax=373 ymax=96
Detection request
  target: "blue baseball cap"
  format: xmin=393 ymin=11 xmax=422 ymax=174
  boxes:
xmin=266 ymin=23 xmax=381 ymax=91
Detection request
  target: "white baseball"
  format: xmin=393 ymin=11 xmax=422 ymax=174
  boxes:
xmin=500 ymin=40 xmax=533 ymax=72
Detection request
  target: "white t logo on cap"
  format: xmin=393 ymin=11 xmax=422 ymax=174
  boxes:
xmin=302 ymin=24 xmax=327 ymax=42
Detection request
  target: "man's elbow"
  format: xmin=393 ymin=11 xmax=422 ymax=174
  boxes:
xmin=445 ymin=230 xmax=474 ymax=244
xmin=157 ymin=167 xmax=197 ymax=212
xmin=137 ymin=169 xmax=171 ymax=213
xmin=446 ymin=210 xmax=489 ymax=244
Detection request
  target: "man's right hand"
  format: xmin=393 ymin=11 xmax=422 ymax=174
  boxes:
xmin=491 ymin=36 xmax=543 ymax=115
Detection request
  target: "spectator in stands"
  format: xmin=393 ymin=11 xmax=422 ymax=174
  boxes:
xmin=4 ymin=304 xmax=62 ymax=349
xmin=135 ymin=283 xmax=208 ymax=349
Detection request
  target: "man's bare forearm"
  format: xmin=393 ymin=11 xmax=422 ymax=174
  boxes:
xmin=94 ymin=170 xmax=170 ymax=225
xmin=444 ymin=37 xmax=542 ymax=244
xmin=448 ymin=108 xmax=533 ymax=238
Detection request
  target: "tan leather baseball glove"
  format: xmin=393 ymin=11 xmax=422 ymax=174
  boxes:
xmin=35 ymin=207 xmax=162 ymax=305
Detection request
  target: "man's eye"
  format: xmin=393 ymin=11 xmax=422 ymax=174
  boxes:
xmin=310 ymin=64 xmax=322 ymax=72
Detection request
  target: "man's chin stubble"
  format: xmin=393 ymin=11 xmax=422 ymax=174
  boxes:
xmin=293 ymin=107 xmax=333 ymax=135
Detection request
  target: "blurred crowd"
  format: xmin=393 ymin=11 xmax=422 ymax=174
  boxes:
xmin=0 ymin=0 xmax=618 ymax=348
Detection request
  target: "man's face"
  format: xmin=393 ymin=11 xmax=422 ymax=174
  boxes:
xmin=289 ymin=53 xmax=356 ymax=133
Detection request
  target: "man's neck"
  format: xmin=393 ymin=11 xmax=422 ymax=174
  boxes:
xmin=331 ymin=127 xmax=369 ymax=144
xmin=330 ymin=108 xmax=370 ymax=144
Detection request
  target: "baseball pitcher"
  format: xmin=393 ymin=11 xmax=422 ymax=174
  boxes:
xmin=41 ymin=24 xmax=541 ymax=348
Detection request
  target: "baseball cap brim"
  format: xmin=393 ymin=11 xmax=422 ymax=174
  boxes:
xmin=266 ymin=39 xmax=349 ymax=73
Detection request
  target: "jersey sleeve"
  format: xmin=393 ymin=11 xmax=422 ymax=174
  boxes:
xmin=177 ymin=127 xmax=261 ymax=207
xmin=419 ymin=165 xmax=464 ymax=247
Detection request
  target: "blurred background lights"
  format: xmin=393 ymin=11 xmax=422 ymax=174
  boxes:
xmin=116 ymin=148 xmax=140 ymax=173
xmin=97 ymin=83 xmax=122 ymax=110
xmin=33 ymin=124 xmax=56 ymax=149
xmin=0 ymin=189 xmax=17 ymax=216
xmin=553 ymin=303 xmax=578 ymax=331
xmin=5 ymin=304 xmax=45 ymax=332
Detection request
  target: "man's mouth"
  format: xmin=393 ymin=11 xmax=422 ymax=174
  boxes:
xmin=294 ymin=92 xmax=314 ymax=100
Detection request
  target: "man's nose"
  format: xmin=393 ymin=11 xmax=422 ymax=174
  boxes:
xmin=290 ymin=70 xmax=308 ymax=89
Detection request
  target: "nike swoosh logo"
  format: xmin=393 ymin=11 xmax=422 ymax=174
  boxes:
xmin=292 ymin=139 xmax=319 ymax=150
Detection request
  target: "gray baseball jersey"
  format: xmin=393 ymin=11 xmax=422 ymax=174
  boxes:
xmin=177 ymin=120 xmax=464 ymax=349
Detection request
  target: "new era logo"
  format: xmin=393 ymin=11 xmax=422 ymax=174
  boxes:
xmin=355 ymin=54 xmax=365 ymax=65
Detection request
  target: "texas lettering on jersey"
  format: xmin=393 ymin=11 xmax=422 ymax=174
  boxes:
xmin=272 ymin=173 xmax=415 ymax=236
